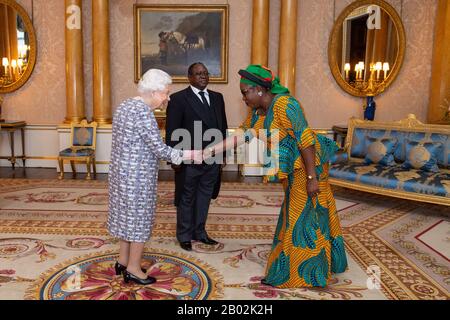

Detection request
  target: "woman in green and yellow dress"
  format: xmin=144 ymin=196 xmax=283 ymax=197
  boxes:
xmin=206 ymin=65 xmax=348 ymax=288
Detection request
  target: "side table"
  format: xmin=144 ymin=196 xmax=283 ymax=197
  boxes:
xmin=331 ymin=124 xmax=348 ymax=148
xmin=0 ymin=120 xmax=26 ymax=169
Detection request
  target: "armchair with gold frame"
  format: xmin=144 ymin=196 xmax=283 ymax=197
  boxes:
xmin=58 ymin=120 xmax=98 ymax=180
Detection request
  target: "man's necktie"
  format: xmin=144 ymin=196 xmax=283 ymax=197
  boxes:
xmin=198 ymin=91 xmax=209 ymax=107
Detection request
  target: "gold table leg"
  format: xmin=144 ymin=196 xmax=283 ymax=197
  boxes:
xmin=58 ymin=158 xmax=64 ymax=179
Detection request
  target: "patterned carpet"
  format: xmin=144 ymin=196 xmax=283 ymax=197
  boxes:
xmin=0 ymin=179 xmax=448 ymax=300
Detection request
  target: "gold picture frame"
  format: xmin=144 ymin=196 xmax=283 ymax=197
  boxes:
xmin=134 ymin=4 xmax=229 ymax=83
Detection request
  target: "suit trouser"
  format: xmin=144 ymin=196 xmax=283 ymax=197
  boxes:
xmin=176 ymin=164 xmax=220 ymax=242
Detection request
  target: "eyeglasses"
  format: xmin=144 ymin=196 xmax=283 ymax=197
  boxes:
xmin=193 ymin=71 xmax=210 ymax=77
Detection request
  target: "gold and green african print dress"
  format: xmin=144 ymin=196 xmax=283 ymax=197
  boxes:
xmin=240 ymin=108 xmax=265 ymax=132
xmin=242 ymin=95 xmax=348 ymax=288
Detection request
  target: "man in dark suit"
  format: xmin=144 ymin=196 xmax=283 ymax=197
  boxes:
xmin=165 ymin=62 xmax=228 ymax=251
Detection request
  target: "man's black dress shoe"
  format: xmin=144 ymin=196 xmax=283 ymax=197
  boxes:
xmin=195 ymin=236 xmax=218 ymax=245
xmin=114 ymin=261 xmax=146 ymax=276
xmin=179 ymin=241 xmax=192 ymax=251
xmin=123 ymin=270 xmax=156 ymax=285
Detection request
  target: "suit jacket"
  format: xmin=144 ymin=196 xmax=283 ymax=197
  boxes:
xmin=165 ymin=87 xmax=228 ymax=205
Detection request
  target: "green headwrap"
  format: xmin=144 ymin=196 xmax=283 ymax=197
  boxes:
xmin=239 ymin=64 xmax=290 ymax=94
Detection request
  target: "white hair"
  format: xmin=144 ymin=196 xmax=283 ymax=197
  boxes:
xmin=138 ymin=69 xmax=172 ymax=94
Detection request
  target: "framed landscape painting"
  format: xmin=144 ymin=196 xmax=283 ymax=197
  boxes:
xmin=134 ymin=4 xmax=229 ymax=83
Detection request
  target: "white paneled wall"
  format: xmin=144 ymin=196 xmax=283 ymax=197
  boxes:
xmin=0 ymin=125 xmax=333 ymax=176
xmin=0 ymin=125 xmax=59 ymax=168
xmin=0 ymin=125 xmax=241 ymax=173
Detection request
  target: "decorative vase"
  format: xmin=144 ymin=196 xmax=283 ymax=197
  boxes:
xmin=364 ymin=96 xmax=376 ymax=121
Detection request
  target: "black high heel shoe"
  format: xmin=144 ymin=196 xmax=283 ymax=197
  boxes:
xmin=114 ymin=261 xmax=147 ymax=276
xmin=261 ymin=278 xmax=273 ymax=287
xmin=123 ymin=270 xmax=156 ymax=285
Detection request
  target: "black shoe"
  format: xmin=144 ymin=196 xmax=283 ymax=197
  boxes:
xmin=261 ymin=278 xmax=273 ymax=287
xmin=114 ymin=261 xmax=147 ymax=276
xmin=195 ymin=236 xmax=218 ymax=245
xmin=179 ymin=241 xmax=192 ymax=251
xmin=123 ymin=270 xmax=156 ymax=285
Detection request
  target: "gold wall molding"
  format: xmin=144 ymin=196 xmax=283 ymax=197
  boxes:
xmin=23 ymin=125 xmax=330 ymax=132
xmin=24 ymin=156 xmax=57 ymax=160
xmin=22 ymin=126 xmax=58 ymax=130
xmin=24 ymin=156 xmax=109 ymax=165
xmin=57 ymin=124 xmax=112 ymax=130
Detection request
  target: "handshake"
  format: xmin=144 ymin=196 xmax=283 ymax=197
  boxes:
xmin=181 ymin=147 xmax=217 ymax=164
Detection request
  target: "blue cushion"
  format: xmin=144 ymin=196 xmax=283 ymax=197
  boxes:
xmin=350 ymin=128 xmax=389 ymax=159
xmin=59 ymin=148 xmax=95 ymax=157
xmin=402 ymin=140 xmax=443 ymax=173
xmin=330 ymin=150 xmax=348 ymax=165
xmin=73 ymin=127 xmax=94 ymax=146
xmin=350 ymin=128 xmax=369 ymax=158
xmin=426 ymin=133 xmax=449 ymax=169
xmin=364 ymin=137 xmax=397 ymax=166
xmin=390 ymin=130 xmax=409 ymax=163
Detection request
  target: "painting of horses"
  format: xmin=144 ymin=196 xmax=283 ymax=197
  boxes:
xmin=134 ymin=4 xmax=229 ymax=83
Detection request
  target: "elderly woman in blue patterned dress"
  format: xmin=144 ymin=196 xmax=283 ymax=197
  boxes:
xmin=107 ymin=69 xmax=201 ymax=285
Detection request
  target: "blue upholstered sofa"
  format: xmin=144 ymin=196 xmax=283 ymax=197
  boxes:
xmin=329 ymin=114 xmax=450 ymax=206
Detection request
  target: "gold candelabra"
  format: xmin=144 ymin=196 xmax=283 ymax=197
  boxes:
xmin=344 ymin=61 xmax=390 ymax=96
xmin=0 ymin=74 xmax=14 ymax=87
xmin=349 ymin=68 xmax=387 ymax=97
xmin=1 ymin=55 xmax=28 ymax=86
xmin=348 ymin=67 xmax=388 ymax=121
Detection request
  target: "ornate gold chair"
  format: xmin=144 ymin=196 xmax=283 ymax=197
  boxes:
xmin=58 ymin=120 xmax=97 ymax=180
